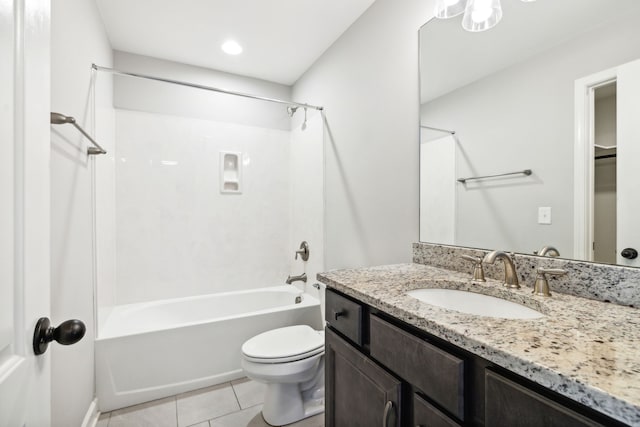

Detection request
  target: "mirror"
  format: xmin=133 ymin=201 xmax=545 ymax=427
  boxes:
xmin=419 ymin=0 xmax=640 ymax=267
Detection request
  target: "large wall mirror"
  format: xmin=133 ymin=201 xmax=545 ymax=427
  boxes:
xmin=419 ymin=0 xmax=640 ymax=267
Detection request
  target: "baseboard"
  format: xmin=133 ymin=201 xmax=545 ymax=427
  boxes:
xmin=80 ymin=398 xmax=100 ymax=427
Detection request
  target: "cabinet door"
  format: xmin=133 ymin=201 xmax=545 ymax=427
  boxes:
xmin=414 ymin=394 xmax=461 ymax=427
xmin=370 ymin=314 xmax=465 ymax=420
xmin=326 ymin=328 xmax=402 ymax=427
xmin=485 ymin=370 xmax=604 ymax=427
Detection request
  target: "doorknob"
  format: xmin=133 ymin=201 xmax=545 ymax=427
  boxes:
xmin=32 ymin=317 xmax=86 ymax=355
xmin=621 ymin=248 xmax=638 ymax=260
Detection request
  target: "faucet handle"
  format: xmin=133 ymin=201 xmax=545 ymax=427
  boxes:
xmin=295 ymin=241 xmax=310 ymax=261
xmin=461 ymin=254 xmax=486 ymax=282
xmin=538 ymin=268 xmax=567 ymax=276
xmin=533 ymin=268 xmax=567 ymax=297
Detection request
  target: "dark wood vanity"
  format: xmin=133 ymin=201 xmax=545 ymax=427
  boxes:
xmin=325 ymin=288 xmax=627 ymax=427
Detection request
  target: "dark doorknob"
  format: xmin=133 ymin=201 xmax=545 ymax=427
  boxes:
xmin=621 ymin=248 xmax=638 ymax=260
xmin=33 ymin=317 xmax=86 ymax=355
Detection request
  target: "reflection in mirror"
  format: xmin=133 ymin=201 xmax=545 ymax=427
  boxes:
xmin=419 ymin=0 xmax=640 ymax=267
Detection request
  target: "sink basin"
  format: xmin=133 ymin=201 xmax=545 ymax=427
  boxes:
xmin=407 ymin=288 xmax=544 ymax=319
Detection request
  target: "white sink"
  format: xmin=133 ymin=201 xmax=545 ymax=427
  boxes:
xmin=407 ymin=288 xmax=544 ymax=319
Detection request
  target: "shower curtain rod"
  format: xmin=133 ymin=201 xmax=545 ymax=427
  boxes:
xmin=92 ymin=64 xmax=324 ymax=111
xmin=421 ymin=125 xmax=456 ymax=135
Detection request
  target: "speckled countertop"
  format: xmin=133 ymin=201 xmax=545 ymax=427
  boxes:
xmin=318 ymin=263 xmax=640 ymax=426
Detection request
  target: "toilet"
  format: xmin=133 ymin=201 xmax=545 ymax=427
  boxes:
xmin=241 ymin=325 xmax=325 ymax=426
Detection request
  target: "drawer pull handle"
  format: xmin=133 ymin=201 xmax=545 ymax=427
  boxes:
xmin=333 ymin=310 xmax=346 ymax=320
xmin=382 ymin=400 xmax=394 ymax=427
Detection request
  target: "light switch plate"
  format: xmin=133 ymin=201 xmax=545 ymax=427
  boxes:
xmin=538 ymin=207 xmax=552 ymax=225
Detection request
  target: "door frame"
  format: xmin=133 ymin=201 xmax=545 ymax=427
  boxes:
xmin=573 ymin=67 xmax=617 ymax=261
xmin=0 ymin=0 xmax=51 ymax=425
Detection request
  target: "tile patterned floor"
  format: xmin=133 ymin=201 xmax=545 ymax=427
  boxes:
xmin=97 ymin=378 xmax=324 ymax=427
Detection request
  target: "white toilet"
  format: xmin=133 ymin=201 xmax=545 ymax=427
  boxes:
xmin=241 ymin=325 xmax=325 ymax=426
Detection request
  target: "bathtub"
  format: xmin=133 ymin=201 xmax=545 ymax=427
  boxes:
xmin=95 ymin=285 xmax=323 ymax=411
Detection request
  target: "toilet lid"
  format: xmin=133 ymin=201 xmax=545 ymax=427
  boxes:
xmin=242 ymin=325 xmax=324 ymax=361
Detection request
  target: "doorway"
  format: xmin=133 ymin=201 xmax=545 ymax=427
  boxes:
xmin=574 ymin=59 xmax=640 ymax=267
xmin=593 ymin=82 xmax=617 ymax=264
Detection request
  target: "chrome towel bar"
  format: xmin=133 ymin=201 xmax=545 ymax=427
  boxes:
xmin=457 ymin=169 xmax=532 ymax=184
xmin=50 ymin=112 xmax=106 ymax=155
xmin=420 ymin=125 xmax=456 ymax=135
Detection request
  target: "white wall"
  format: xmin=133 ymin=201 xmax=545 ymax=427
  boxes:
xmin=293 ymin=0 xmax=433 ymax=269
xmin=421 ymin=14 xmax=640 ymax=257
xmin=114 ymin=51 xmax=292 ymax=131
xmin=50 ymin=0 xmax=113 ymax=426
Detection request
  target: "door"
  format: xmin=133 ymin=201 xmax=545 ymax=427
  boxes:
xmin=325 ymin=328 xmax=402 ymax=427
xmin=0 ymin=1 xmax=51 ymax=426
xmin=574 ymin=59 xmax=640 ymax=265
xmin=616 ymin=59 xmax=640 ymax=266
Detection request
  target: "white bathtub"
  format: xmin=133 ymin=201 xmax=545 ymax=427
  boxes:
xmin=95 ymin=285 xmax=323 ymax=411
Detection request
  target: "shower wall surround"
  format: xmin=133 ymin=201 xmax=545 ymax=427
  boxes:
xmin=114 ymin=110 xmax=292 ymax=304
xmin=289 ymin=109 xmax=326 ymax=301
xmin=95 ymin=52 xmax=324 ymax=314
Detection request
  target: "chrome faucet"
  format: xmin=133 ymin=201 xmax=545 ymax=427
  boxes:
xmin=483 ymin=250 xmax=520 ymax=288
xmin=536 ymin=245 xmax=560 ymax=257
xmin=286 ymin=273 xmax=307 ymax=285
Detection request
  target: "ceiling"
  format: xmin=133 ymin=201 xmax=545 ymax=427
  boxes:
xmin=95 ymin=0 xmax=376 ymax=86
xmin=420 ymin=0 xmax=640 ymax=103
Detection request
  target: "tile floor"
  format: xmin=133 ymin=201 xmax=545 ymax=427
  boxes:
xmin=96 ymin=378 xmax=324 ymax=427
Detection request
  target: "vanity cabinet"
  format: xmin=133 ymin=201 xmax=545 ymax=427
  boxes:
xmin=325 ymin=288 xmax=626 ymax=427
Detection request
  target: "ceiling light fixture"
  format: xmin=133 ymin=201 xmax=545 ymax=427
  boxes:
xmin=434 ymin=0 xmax=467 ymax=18
xmin=221 ymin=40 xmax=243 ymax=55
xmin=434 ymin=0 xmax=534 ymax=32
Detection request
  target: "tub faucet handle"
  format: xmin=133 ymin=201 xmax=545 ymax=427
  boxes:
xmin=295 ymin=241 xmax=310 ymax=261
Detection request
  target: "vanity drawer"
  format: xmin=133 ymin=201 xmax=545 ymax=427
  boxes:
xmin=414 ymin=394 xmax=461 ymax=427
xmin=485 ymin=370 xmax=604 ymax=427
xmin=370 ymin=314 xmax=465 ymax=420
xmin=325 ymin=289 xmax=363 ymax=346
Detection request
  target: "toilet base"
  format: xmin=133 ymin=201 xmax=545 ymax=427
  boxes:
xmin=262 ymin=382 xmax=324 ymax=426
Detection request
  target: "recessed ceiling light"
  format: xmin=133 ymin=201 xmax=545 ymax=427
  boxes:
xmin=222 ymin=40 xmax=243 ymax=55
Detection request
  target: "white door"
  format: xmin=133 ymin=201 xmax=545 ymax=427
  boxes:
xmin=0 ymin=1 xmax=51 ymax=426
xmin=617 ymin=59 xmax=640 ymax=267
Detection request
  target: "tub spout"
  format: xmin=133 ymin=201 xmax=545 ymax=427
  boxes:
xmin=286 ymin=273 xmax=307 ymax=284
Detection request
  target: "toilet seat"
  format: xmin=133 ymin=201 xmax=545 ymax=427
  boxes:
xmin=242 ymin=325 xmax=324 ymax=364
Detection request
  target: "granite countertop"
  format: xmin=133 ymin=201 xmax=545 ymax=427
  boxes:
xmin=318 ymin=263 xmax=640 ymax=426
